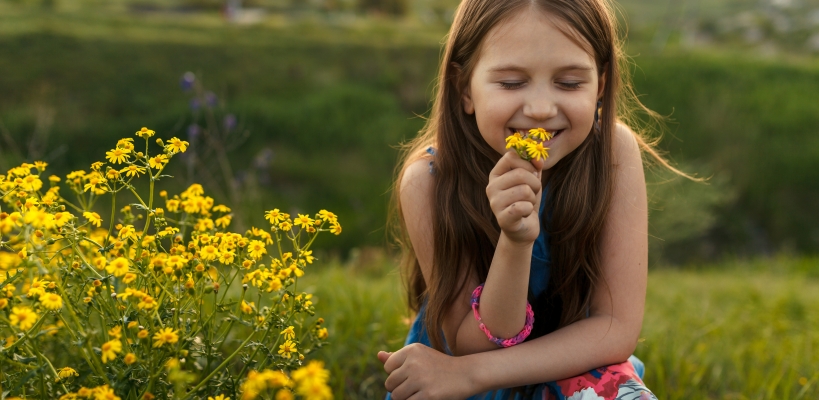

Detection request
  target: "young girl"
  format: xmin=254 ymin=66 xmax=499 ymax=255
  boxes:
xmin=378 ymin=0 xmax=676 ymax=399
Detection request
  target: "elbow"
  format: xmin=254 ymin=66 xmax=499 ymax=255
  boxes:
xmin=606 ymin=317 xmax=642 ymax=363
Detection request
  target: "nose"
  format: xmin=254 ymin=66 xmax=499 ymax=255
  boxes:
xmin=522 ymin=87 xmax=558 ymax=122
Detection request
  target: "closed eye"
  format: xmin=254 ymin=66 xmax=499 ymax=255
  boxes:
xmin=558 ymin=81 xmax=582 ymax=89
xmin=499 ymin=81 xmax=525 ymax=90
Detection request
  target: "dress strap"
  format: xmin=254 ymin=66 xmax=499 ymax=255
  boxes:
xmin=426 ymin=146 xmax=437 ymax=174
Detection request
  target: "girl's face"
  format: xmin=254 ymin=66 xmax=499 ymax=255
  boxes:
xmin=462 ymin=7 xmax=605 ymax=171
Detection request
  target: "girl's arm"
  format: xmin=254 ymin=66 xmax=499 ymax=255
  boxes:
xmin=467 ymin=123 xmax=648 ymax=390
xmin=399 ymin=150 xmax=542 ymax=356
xmin=382 ymin=125 xmax=646 ymax=398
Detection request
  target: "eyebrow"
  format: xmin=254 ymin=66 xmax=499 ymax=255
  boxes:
xmin=487 ymin=64 xmax=595 ymax=73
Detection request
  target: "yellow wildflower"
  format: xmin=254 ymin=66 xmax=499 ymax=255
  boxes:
xmin=300 ymin=250 xmax=314 ymax=264
xmin=9 ymin=306 xmax=37 ymax=330
xmin=124 ymin=353 xmax=137 ymax=365
xmin=200 ymin=245 xmax=219 ymax=261
xmin=103 ymin=328 xmax=121 ymax=342
xmin=122 ymin=272 xmax=137 ymax=284
xmin=208 ymin=395 xmax=229 ymax=400
xmin=295 ymin=214 xmax=314 ymax=229
xmin=275 ymin=389 xmax=293 ymax=400
xmin=56 ymin=367 xmax=79 ymax=381
xmin=295 ymin=379 xmax=332 ymax=400
xmin=136 ymin=127 xmax=155 ymax=138
xmin=278 ymin=340 xmax=297 ymax=359
xmin=218 ymin=250 xmax=235 ymax=265
xmin=528 ymin=127 xmax=553 ymax=141
xmin=280 ymin=326 xmax=295 ymax=341
xmin=106 ymin=257 xmax=130 ymax=277
xmin=121 ymin=164 xmax=146 ymax=178
xmin=526 ymin=141 xmax=550 ymax=161
xmin=505 ymin=132 xmax=524 ymax=149
xmin=0 ymin=298 xmax=7 ymax=309
xmin=83 ymin=212 xmax=102 ymax=227
xmin=138 ymin=295 xmax=156 ymax=310
xmin=317 ymin=327 xmax=328 ymax=340
xmin=329 ymin=222 xmax=342 ymax=235
xmin=317 ymin=209 xmax=336 ymax=222
xmin=265 ymin=208 xmax=286 ymax=224
xmin=166 ymin=137 xmax=189 ymax=154
xmin=149 ymin=154 xmax=168 ymax=169
xmin=40 ymin=292 xmax=63 ymax=310
xmin=100 ymin=339 xmax=122 ymax=363
xmin=105 ymin=148 xmax=131 ymax=164
xmin=292 ymin=360 xmax=330 ymax=384
xmin=137 ymin=329 xmax=149 ymax=339
xmin=247 ymin=240 xmax=266 ymax=260
xmin=240 ymin=300 xmax=255 ymax=314
xmin=53 ymin=211 xmax=73 ymax=227
xmin=279 ymin=221 xmax=292 ymax=231
xmin=152 ymin=327 xmax=179 ymax=348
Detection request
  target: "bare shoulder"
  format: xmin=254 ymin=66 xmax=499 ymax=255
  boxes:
xmin=400 ymin=156 xmax=435 ymax=202
xmin=612 ymin=122 xmax=642 ymax=168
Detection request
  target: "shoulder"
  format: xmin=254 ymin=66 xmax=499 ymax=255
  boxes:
xmin=611 ymin=122 xmax=642 ymax=168
xmin=399 ymin=152 xmax=435 ymax=204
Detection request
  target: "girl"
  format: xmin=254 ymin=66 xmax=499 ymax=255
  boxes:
xmin=379 ymin=0 xmax=678 ymax=399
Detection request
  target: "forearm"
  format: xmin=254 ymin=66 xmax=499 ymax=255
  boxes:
xmin=453 ymin=232 xmax=533 ymax=355
xmin=463 ymin=315 xmax=639 ymax=394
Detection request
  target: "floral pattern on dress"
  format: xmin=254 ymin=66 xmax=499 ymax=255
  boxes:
xmin=542 ymin=361 xmax=657 ymax=400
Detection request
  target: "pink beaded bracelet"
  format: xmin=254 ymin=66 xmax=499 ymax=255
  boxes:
xmin=470 ymin=283 xmax=534 ymax=347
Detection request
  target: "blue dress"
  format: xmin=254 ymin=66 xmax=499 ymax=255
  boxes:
xmin=387 ymin=171 xmax=654 ymax=400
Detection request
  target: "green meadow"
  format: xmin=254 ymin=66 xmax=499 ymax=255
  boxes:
xmin=1 ymin=2 xmax=818 ymax=398
xmin=304 ymin=257 xmax=819 ymax=399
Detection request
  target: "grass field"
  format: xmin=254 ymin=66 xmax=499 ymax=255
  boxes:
xmin=301 ymin=256 xmax=819 ymax=399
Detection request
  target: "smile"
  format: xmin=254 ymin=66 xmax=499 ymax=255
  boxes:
xmin=508 ymin=128 xmax=565 ymax=143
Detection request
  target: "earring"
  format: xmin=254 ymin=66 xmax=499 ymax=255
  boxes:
xmin=594 ymin=100 xmax=602 ymax=130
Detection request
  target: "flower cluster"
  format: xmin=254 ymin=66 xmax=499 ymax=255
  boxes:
xmin=504 ymin=127 xmax=553 ymax=161
xmin=238 ymin=360 xmax=331 ymax=400
xmin=0 ymin=128 xmax=337 ymax=399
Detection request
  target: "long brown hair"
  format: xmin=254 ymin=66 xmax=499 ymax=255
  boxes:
xmin=389 ymin=0 xmax=680 ymax=353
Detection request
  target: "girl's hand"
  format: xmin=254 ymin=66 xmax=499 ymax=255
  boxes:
xmin=486 ymin=150 xmax=543 ymax=245
xmin=378 ymin=344 xmax=474 ymax=400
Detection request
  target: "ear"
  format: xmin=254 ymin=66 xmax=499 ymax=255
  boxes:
xmin=596 ymin=63 xmax=608 ymax=100
xmin=452 ymin=62 xmax=475 ymax=115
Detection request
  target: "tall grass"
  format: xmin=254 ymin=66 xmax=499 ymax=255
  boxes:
xmin=303 ymin=257 xmax=819 ymax=399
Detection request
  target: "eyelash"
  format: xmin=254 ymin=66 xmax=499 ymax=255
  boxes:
xmin=498 ymin=81 xmax=583 ymax=90
xmin=499 ymin=82 xmax=524 ymax=89
xmin=559 ymin=82 xmax=582 ymax=89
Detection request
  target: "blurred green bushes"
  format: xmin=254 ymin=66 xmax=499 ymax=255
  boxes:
xmin=0 ymin=26 xmax=817 ymax=263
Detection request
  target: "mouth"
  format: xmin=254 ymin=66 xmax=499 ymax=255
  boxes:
xmin=508 ymin=128 xmax=565 ymax=143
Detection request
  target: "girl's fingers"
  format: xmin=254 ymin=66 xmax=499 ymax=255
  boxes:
xmin=488 ymin=184 xmax=537 ymax=215
xmin=497 ymin=201 xmax=535 ymax=227
xmin=490 ymin=150 xmax=539 ymax=179
xmin=384 ymin=365 xmax=410 ymax=393
xmin=377 ymin=351 xmax=392 ymax=365
xmin=389 ymin=374 xmax=420 ymax=400
xmin=487 ymin=168 xmax=542 ymax=201
xmin=382 ymin=345 xmax=410 ymax=374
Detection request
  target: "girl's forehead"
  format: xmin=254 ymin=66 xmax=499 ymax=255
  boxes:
xmin=477 ymin=8 xmax=596 ymax=71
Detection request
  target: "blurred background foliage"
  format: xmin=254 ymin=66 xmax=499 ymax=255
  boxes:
xmin=3 ymin=0 xmax=819 ymax=398
xmin=1 ymin=0 xmax=818 ymax=266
